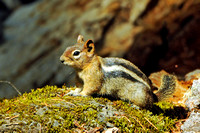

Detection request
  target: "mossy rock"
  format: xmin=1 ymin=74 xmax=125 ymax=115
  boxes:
xmin=0 ymin=85 xmax=185 ymax=132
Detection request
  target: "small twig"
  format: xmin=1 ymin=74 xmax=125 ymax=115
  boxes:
xmin=51 ymin=98 xmax=65 ymax=101
xmin=9 ymin=114 xmax=20 ymax=120
xmin=0 ymin=80 xmax=22 ymax=96
xmin=51 ymin=99 xmax=76 ymax=106
xmin=144 ymin=117 xmax=158 ymax=130
xmin=169 ymin=125 xmax=174 ymax=133
xmin=41 ymin=102 xmax=49 ymax=107
xmin=74 ymin=121 xmax=86 ymax=130
xmin=56 ymin=94 xmax=62 ymax=97
xmin=5 ymin=123 xmax=21 ymax=126
xmin=115 ymin=115 xmax=146 ymax=131
xmin=39 ymin=123 xmax=42 ymax=133
xmin=5 ymin=115 xmax=20 ymax=120
xmin=132 ymin=116 xmax=146 ymax=131
xmin=122 ymin=116 xmax=131 ymax=123
xmin=137 ymin=110 xmax=158 ymax=130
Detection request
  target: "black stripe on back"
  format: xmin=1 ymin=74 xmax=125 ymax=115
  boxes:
xmin=105 ymin=60 xmax=145 ymax=79
xmin=103 ymin=70 xmax=142 ymax=83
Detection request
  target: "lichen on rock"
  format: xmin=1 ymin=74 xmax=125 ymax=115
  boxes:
xmin=181 ymin=78 xmax=200 ymax=132
xmin=185 ymin=78 xmax=200 ymax=110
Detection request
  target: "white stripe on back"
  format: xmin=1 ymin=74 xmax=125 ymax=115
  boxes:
xmin=101 ymin=64 xmax=150 ymax=88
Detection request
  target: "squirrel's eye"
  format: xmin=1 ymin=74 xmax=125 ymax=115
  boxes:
xmin=73 ymin=51 xmax=80 ymax=56
xmin=72 ymin=50 xmax=81 ymax=59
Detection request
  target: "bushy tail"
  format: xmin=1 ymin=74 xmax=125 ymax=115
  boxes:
xmin=155 ymin=75 xmax=176 ymax=102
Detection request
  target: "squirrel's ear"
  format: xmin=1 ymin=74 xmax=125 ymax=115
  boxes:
xmin=84 ymin=39 xmax=95 ymax=53
xmin=77 ymin=35 xmax=84 ymax=43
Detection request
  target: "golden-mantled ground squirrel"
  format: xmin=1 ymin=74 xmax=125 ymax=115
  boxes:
xmin=60 ymin=35 xmax=176 ymax=109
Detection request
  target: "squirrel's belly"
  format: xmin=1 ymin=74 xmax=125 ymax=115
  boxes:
xmin=99 ymin=77 xmax=153 ymax=106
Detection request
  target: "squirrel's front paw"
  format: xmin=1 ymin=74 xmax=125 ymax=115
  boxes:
xmin=67 ymin=92 xmax=81 ymax=96
xmin=65 ymin=88 xmax=83 ymax=96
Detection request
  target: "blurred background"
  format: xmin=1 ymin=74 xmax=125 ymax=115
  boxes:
xmin=0 ymin=0 xmax=200 ymax=98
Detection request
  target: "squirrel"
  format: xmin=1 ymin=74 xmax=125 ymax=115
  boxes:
xmin=60 ymin=35 xmax=176 ymax=109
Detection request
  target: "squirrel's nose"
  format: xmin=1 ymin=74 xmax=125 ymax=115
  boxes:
xmin=61 ymin=60 xmax=64 ymax=63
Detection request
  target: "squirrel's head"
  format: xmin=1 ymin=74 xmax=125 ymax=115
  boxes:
xmin=60 ymin=35 xmax=96 ymax=69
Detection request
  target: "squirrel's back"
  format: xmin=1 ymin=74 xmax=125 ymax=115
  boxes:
xmin=100 ymin=57 xmax=151 ymax=89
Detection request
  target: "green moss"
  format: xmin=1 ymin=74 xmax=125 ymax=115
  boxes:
xmin=104 ymin=100 xmax=179 ymax=132
xmin=0 ymin=85 xmax=183 ymax=132
xmin=0 ymin=120 xmax=5 ymax=126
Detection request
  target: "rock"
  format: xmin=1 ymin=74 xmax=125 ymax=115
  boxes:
xmin=185 ymin=69 xmax=200 ymax=81
xmin=181 ymin=78 xmax=200 ymax=132
xmin=36 ymin=106 xmax=49 ymax=116
xmin=0 ymin=1 xmax=11 ymax=22
xmin=191 ymin=79 xmax=200 ymax=96
xmin=0 ymin=1 xmax=11 ymax=46
xmin=2 ymin=0 xmax=38 ymax=10
xmin=0 ymin=0 xmax=77 ymax=97
xmin=19 ymin=0 xmax=39 ymax=5
xmin=53 ymin=120 xmax=60 ymax=127
xmin=106 ymin=122 xmax=115 ymax=128
xmin=181 ymin=111 xmax=200 ymax=132
xmin=185 ymin=78 xmax=200 ymax=110
xmin=1 ymin=0 xmax=21 ymax=10
xmin=98 ymin=104 xmax=124 ymax=123
xmin=104 ymin=127 xmax=120 ymax=133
